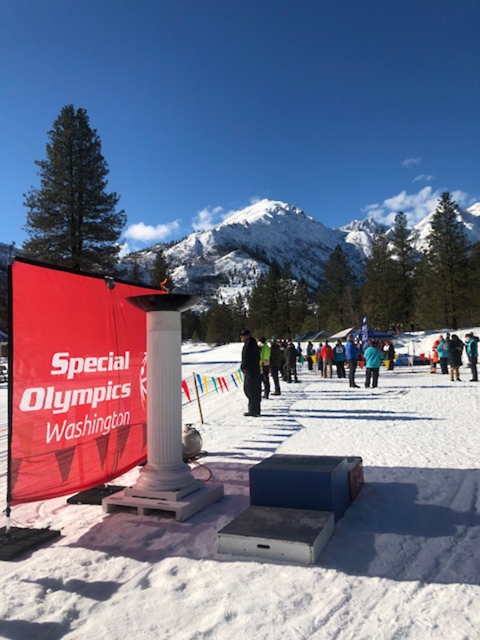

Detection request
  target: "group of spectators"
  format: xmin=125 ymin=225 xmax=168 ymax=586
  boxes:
xmin=239 ymin=327 xmax=479 ymax=417
xmin=430 ymin=332 xmax=478 ymax=381
xmin=239 ymin=330 xmax=398 ymax=416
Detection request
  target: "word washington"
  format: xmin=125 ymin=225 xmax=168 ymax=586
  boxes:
xmin=46 ymin=410 xmax=131 ymax=443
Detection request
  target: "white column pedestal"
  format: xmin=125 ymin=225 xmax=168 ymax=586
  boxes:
xmin=103 ymin=295 xmax=223 ymax=521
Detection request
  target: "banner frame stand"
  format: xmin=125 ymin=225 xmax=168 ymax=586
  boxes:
xmin=0 ymin=260 xmax=61 ymax=561
xmin=66 ymin=483 xmax=125 ymax=506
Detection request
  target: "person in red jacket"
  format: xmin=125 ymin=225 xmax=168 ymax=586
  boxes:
xmin=320 ymin=340 xmax=334 ymax=378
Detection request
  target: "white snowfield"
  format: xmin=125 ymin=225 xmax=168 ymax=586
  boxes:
xmin=0 ymin=334 xmax=479 ymax=640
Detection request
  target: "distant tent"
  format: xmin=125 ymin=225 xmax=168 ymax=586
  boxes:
xmin=328 ymin=326 xmax=357 ymax=340
xmin=293 ymin=330 xmax=332 ymax=342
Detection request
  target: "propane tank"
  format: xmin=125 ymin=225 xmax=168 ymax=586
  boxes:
xmin=182 ymin=424 xmax=203 ymax=461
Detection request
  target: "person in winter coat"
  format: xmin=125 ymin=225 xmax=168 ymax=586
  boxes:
xmin=269 ymin=338 xmax=282 ymax=395
xmin=465 ymin=333 xmax=478 ymax=381
xmin=285 ymin=339 xmax=299 ymax=383
xmin=345 ymin=335 xmax=360 ymax=388
xmin=430 ymin=338 xmax=441 ymax=373
xmin=436 ymin=335 xmax=449 ymax=374
xmin=320 ymin=340 xmax=334 ymax=378
xmin=363 ymin=340 xmax=385 ymax=388
xmin=306 ymin=342 xmax=315 ymax=371
xmin=333 ymin=341 xmax=346 ymax=378
xmin=386 ymin=341 xmax=395 ymax=370
xmin=316 ymin=343 xmax=323 ymax=377
xmin=258 ymin=337 xmax=271 ymax=399
xmin=446 ymin=334 xmax=463 ymax=382
xmin=240 ymin=329 xmax=261 ymax=416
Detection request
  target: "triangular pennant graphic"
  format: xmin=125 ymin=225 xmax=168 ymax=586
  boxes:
xmin=222 ymin=377 xmax=229 ymax=391
xmin=9 ymin=458 xmax=23 ymax=493
xmin=115 ymin=424 xmax=132 ymax=461
xmin=203 ymin=376 xmax=208 ymax=394
xmin=212 ymin=377 xmax=218 ymax=393
xmin=54 ymin=446 xmax=77 ymax=483
xmin=196 ymin=374 xmax=204 ymax=394
xmin=13 ymin=420 xmax=35 ymax=458
xmin=231 ymin=373 xmax=238 ymax=387
xmin=95 ymin=433 xmax=111 ymax=470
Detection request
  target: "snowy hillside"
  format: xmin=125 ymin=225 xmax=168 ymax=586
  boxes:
xmin=128 ymin=200 xmax=365 ymax=305
xmin=3 ymin=199 xmax=480 ymax=307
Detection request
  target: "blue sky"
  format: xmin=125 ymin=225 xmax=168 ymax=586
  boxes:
xmin=1 ymin=0 xmax=479 ymax=251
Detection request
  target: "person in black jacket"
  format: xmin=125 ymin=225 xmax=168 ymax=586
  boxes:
xmin=446 ymin=334 xmax=464 ymax=382
xmin=240 ymin=329 xmax=261 ymax=416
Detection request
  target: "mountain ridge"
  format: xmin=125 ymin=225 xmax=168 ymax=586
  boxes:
xmin=2 ymin=198 xmax=480 ymax=307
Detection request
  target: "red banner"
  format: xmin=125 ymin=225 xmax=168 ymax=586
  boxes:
xmin=10 ymin=260 xmax=158 ymax=504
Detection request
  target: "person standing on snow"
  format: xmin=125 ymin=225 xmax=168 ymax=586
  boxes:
xmin=333 ymin=340 xmax=346 ymax=378
xmin=269 ymin=338 xmax=282 ymax=395
xmin=436 ymin=334 xmax=449 ymax=374
xmin=258 ymin=337 xmax=271 ymax=399
xmin=240 ymin=329 xmax=261 ymax=416
xmin=345 ymin=335 xmax=360 ymax=388
xmin=320 ymin=340 xmax=334 ymax=378
xmin=306 ymin=341 xmax=315 ymax=371
xmin=363 ymin=340 xmax=385 ymax=388
xmin=446 ymin=334 xmax=464 ymax=382
xmin=465 ymin=333 xmax=478 ymax=382
xmin=285 ymin=339 xmax=299 ymax=383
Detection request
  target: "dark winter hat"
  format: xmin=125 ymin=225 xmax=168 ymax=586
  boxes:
xmin=259 ymin=336 xmax=267 ymax=343
xmin=240 ymin=329 xmax=251 ymax=336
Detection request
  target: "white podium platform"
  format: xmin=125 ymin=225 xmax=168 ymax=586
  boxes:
xmin=218 ymin=505 xmax=334 ymax=564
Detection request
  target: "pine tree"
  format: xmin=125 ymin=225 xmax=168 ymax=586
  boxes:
xmin=316 ymin=245 xmax=359 ymax=331
xmin=416 ymin=192 xmax=470 ymax=330
xmin=23 ymin=105 xmax=126 ymax=272
xmin=361 ymin=231 xmax=397 ymax=328
xmin=150 ymin=246 xmax=173 ymax=290
xmin=128 ymin=256 xmax=144 ymax=284
xmin=389 ymin=211 xmax=416 ymax=327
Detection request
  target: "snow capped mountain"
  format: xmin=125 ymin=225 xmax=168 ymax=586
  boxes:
xmin=158 ymin=199 xmax=363 ymax=304
xmin=339 ymin=218 xmax=388 ymax=258
xmin=2 ymin=198 xmax=480 ymax=309
xmin=411 ymin=203 xmax=480 ymax=251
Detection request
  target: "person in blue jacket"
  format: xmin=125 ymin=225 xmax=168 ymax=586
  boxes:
xmin=363 ymin=340 xmax=385 ymax=388
xmin=436 ymin=334 xmax=449 ymax=374
xmin=465 ymin=333 xmax=478 ymax=382
xmin=333 ymin=340 xmax=346 ymax=378
xmin=345 ymin=335 xmax=360 ymax=388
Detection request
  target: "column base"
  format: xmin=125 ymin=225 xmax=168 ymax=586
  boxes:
xmin=102 ymin=482 xmax=224 ymax=522
xmin=130 ymin=461 xmax=199 ymax=494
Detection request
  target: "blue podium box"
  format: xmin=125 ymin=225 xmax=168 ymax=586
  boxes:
xmin=249 ymin=454 xmax=350 ymax=521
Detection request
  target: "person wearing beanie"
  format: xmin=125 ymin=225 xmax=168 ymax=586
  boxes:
xmin=240 ymin=329 xmax=261 ymax=416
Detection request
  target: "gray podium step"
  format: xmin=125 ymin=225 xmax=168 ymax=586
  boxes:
xmin=218 ymin=505 xmax=334 ymax=564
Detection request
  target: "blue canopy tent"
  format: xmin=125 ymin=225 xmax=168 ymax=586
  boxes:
xmin=352 ymin=329 xmax=394 ymax=341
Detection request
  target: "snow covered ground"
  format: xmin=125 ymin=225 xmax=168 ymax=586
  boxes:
xmin=0 ymin=332 xmax=480 ymax=640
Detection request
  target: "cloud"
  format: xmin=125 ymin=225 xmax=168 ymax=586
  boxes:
xmin=192 ymin=206 xmax=224 ymax=232
xmin=413 ymin=174 xmax=435 ymax=183
xmin=124 ymin=220 xmax=180 ymax=243
xmin=363 ymin=187 xmax=470 ymax=226
xmin=402 ymin=157 xmax=421 ymax=168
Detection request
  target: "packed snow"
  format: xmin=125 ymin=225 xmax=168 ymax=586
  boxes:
xmin=0 ymin=331 xmax=479 ymax=640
